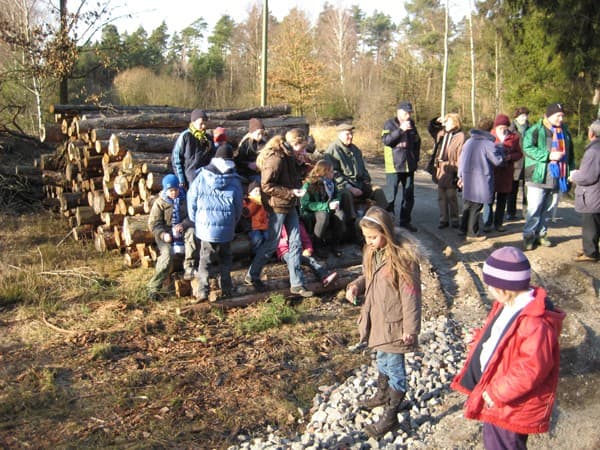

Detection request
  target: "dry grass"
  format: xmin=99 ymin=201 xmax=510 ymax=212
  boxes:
xmin=0 ymin=211 xmax=367 ymax=449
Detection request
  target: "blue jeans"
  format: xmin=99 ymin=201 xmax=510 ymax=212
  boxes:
xmin=248 ymin=229 xmax=269 ymax=254
xmin=282 ymin=252 xmax=327 ymax=280
xmin=376 ymin=351 xmax=407 ymax=393
xmin=247 ymin=208 xmax=305 ymax=289
xmin=523 ymin=186 xmax=555 ymax=239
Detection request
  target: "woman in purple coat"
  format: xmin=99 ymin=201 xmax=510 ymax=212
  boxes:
xmin=457 ymin=118 xmax=504 ymax=240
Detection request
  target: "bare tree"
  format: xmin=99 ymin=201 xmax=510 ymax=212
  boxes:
xmin=468 ymin=0 xmax=476 ymax=125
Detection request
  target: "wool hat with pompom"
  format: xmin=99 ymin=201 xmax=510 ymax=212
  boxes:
xmin=482 ymin=246 xmax=531 ymax=291
xmin=162 ymin=174 xmax=179 ymax=190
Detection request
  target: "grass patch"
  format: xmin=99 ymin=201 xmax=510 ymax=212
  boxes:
xmin=90 ymin=343 xmax=118 ymax=360
xmin=235 ymin=294 xmax=302 ymax=334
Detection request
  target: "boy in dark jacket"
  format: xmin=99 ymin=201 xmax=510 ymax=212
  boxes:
xmin=147 ymin=174 xmax=196 ymax=300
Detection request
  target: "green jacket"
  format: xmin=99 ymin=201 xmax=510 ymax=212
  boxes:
xmin=324 ymin=139 xmax=371 ymax=191
xmin=523 ymin=119 xmax=574 ymax=185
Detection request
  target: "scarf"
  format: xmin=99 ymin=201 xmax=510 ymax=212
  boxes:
xmin=549 ymin=126 xmax=568 ymax=192
xmin=437 ymin=132 xmax=451 ymax=162
xmin=189 ymin=123 xmax=208 ymax=144
xmin=162 ymin=190 xmax=184 ymax=247
xmin=323 ymin=177 xmax=335 ymax=200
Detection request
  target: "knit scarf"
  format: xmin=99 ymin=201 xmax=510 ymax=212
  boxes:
xmin=323 ymin=177 xmax=335 ymax=200
xmin=549 ymin=126 xmax=568 ymax=192
xmin=189 ymin=123 xmax=208 ymax=143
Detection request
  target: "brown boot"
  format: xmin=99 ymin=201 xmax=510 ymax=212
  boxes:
xmin=365 ymin=388 xmax=406 ymax=438
xmin=358 ymin=373 xmax=389 ymax=409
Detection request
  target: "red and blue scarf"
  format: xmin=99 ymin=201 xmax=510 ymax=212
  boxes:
xmin=549 ymin=126 xmax=568 ymax=192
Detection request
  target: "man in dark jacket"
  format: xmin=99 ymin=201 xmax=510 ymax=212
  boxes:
xmin=171 ymin=108 xmax=215 ymax=189
xmin=382 ymin=101 xmax=421 ymax=232
xmin=570 ymin=119 xmax=600 ymax=262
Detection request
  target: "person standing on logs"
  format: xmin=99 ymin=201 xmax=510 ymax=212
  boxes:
xmin=171 ymin=109 xmax=215 ymax=190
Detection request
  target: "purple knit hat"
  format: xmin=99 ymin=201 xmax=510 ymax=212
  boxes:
xmin=482 ymin=246 xmax=531 ymax=291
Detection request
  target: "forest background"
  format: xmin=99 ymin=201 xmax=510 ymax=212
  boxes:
xmin=0 ymin=0 xmax=599 ymax=155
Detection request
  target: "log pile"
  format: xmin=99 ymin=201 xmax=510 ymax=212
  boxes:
xmin=39 ymin=104 xmax=310 ymax=280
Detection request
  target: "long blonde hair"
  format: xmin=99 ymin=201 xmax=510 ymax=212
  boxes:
xmin=359 ymin=206 xmax=421 ymax=290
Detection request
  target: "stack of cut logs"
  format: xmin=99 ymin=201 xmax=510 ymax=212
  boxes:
xmin=40 ymin=104 xmax=309 ymax=276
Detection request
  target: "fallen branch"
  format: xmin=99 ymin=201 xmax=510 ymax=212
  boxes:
xmin=41 ymin=312 xmax=78 ymax=335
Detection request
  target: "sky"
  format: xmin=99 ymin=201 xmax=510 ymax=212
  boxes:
xmin=108 ymin=0 xmax=470 ymax=36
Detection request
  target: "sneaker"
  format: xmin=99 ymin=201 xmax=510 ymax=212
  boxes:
xmin=494 ymin=225 xmax=507 ymax=233
xmin=438 ymin=222 xmax=449 ymax=229
xmin=537 ymin=236 xmax=552 ymax=247
xmin=482 ymin=225 xmax=493 ymax=233
xmin=183 ymin=267 xmax=196 ymax=281
xmin=322 ymin=272 xmax=338 ymax=288
xmin=290 ymin=286 xmax=313 ymax=297
xmin=400 ymin=223 xmax=418 ymax=232
xmin=244 ymin=274 xmax=267 ymax=292
xmin=573 ymin=253 xmax=598 ymax=262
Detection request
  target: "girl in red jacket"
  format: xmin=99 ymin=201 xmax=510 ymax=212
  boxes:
xmin=451 ymin=246 xmax=565 ymax=449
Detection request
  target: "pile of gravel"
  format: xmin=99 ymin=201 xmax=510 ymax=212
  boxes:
xmin=229 ymin=316 xmax=467 ymax=450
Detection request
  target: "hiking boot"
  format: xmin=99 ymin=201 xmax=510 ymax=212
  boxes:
xmin=322 ymin=272 xmax=338 ymax=288
xmin=364 ymin=388 xmax=406 ymax=438
xmin=494 ymin=225 xmax=506 ymax=233
xmin=482 ymin=224 xmax=494 ymax=232
xmin=438 ymin=221 xmax=449 ymax=229
xmin=290 ymin=285 xmax=313 ymax=297
xmin=358 ymin=373 xmax=389 ymax=410
xmin=183 ymin=267 xmax=196 ymax=281
xmin=244 ymin=274 xmax=267 ymax=292
xmin=524 ymin=237 xmax=535 ymax=251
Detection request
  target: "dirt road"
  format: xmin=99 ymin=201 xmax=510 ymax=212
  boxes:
xmin=370 ymin=166 xmax=600 ymax=449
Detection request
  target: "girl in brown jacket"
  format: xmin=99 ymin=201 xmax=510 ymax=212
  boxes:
xmin=345 ymin=206 xmax=422 ymax=438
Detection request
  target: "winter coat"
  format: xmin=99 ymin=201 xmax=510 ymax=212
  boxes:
xmin=299 ymin=180 xmax=342 ymax=215
xmin=171 ymin=127 xmax=215 ymax=188
xmin=458 ymin=129 xmax=504 ymax=204
xmin=324 ymin=139 xmax=372 ymax=192
xmin=235 ymin=134 xmax=265 ymax=179
xmin=572 ymin=137 xmax=600 ymax=213
xmin=491 ymin=130 xmax=523 ymax=193
xmin=187 ymin=159 xmax=243 ymax=243
xmin=523 ymin=119 xmax=574 ymax=188
xmin=427 ymin=119 xmax=466 ymax=189
xmin=382 ymin=118 xmax=421 ymax=174
xmin=243 ymin=197 xmax=269 ymax=231
xmin=257 ymin=142 xmax=303 ymax=214
xmin=451 ymin=287 xmax=565 ymax=435
xmin=148 ymin=190 xmax=193 ymax=241
xmin=509 ymin=120 xmax=530 ymax=180
xmin=348 ymin=248 xmax=422 ymax=354
xmin=276 ymin=222 xmax=313 ymax=260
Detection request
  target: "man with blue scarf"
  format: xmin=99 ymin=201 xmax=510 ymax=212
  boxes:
xmin=147 ymin=174 xmax=196 ymax=300
xmin=522 ymin=103 xmax=575 ymax=251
